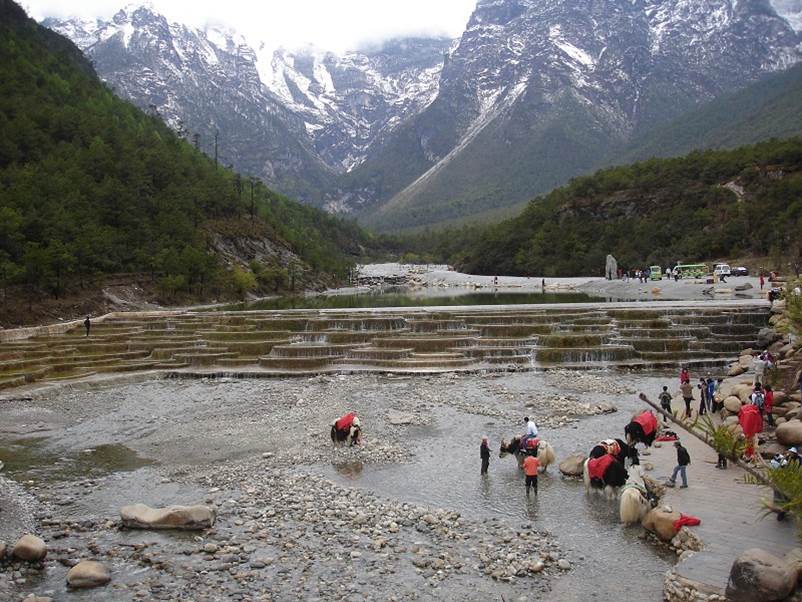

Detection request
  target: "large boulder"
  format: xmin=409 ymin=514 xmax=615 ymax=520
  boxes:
xmin=724 ymin=396 xmax=743 ymax=413
xmin=642 ymin=507 xmax=681 ymax=542
xmin=12 ymin=534 xmax=47 ymax=561
xmin=757 ymin=327 xmax=782 ymax=348
xmin=732 ymin=384 xmax=753 ymax=404
xmin=785 ymin=548 xmax=802 ymax=583
xmin=726 ymin=548 xmax=796 ymax=602
xmin=776 ymin=420 xmax=802 ymax=447
xmin=66 ymin=560 xmax=111 ymax=589
xmin=558 ymin=453 xmax=586 ymax=477
xmin=774 ymin=391 xmax=788 ymax=405
xmin=738 ymin=355 xmax=754 ymax=368
xmin=728 ymin=364 xmax=747 ymax=377
xmin=120 ymin=504 xmax=215 ymax=530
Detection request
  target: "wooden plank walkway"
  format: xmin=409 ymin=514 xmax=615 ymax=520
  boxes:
xmin=645 ymin=399 xmax=799 ymax=594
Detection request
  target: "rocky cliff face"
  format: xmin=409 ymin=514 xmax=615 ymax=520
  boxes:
xmin=43 ymin=6 xmax=450 ymax=206
xmin=45 ymin=1 xmax=802 ymax=229
xmin=357 ymin=0 xmax=802 ymax=229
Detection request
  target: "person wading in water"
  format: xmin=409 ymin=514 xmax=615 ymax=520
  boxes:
xmin=480 ymin=436 xmax=490 ymax=475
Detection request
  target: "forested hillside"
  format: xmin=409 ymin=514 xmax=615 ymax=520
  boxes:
xmin=620 ymin=63 xmax=802 ymax=163
xmin=0 ymin=0 xmax=372 ymax=316
xmin=412 ymin=138 xmax=802 ymax=276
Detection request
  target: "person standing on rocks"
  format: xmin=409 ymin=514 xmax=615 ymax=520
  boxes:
xmin=523 ymin=451 xmax=539 ymax=495
xmin=666 ymin=441 xmax=690 ymax=488
xmin=84 ymin=315 xmax=91 ymax=337
xmin=764 ymin=384 xmax=775 ymax=427
xmin=753 ymin=354 xmax=766 ymax=386
xmin=658 ymin=386 xmax=673 ymax=424
xmin=680 ymin=379 xmax=694 ymax=420
xmin=480 ymin=436 xmax=490 ymax=475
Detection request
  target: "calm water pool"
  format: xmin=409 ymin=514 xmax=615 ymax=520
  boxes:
xmin=221 ymin=289 xmax=603 ymax=311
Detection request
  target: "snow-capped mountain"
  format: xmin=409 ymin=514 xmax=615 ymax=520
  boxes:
xmin=356 ymin=0 xmax=802 ymax=230
xmin=261 ymin=39 xmax=452 ymax=171
xmin=43 ymin=5 xmax=451 ymax=204
xmin=44 ymin=1 xmax=802 ymax=228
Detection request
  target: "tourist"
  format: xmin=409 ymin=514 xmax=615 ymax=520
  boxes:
xmin=714 ymin=378 xmax=724 ymax=412
xmin=84 ymin=315 xmax=91 ymax=337
xmin=524 ymin=416 xmax=538 ymax=438
xmin=795 ymin=262 xmax=800 ymax=279
xmin=666 ymin=441 xmax=690 ymax=488
xmin=706 ymin=377 xmax=716 ymax=413
xmin=753 ymin=353 xmax=766 ymax=385
xmin=764 ymin=384 xmax=775 ymax=427
xmin=679 ymin=366 xmax=690 ymax=384
xmin=680 ymin=379 xmax=694 ymax=420
xmin=523 ymin=451 xmax=539 ymax=495
xmin=750 ymin=383 xmax=766 ymax=420
xmin=697 ymin=378 xmax=708 ymax=416
xmin=658 ymin=386 xmax=673 ymax=424
xmin=716 ymin=450 xmax=728 ymax=470
xmin=759 ymin=273 xmax=765 ymax=290
xmin=480 ymin=436 xmax=490 ymax=475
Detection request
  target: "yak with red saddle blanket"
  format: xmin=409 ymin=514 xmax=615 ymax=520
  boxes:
xmin=583 ymin=454 xmax=629 ymax=499
xmin=588 ymin=438 xmax=639 ymax=466
xmin=625 ymin=410 xmax=659 ymax=447
xmin=331 ymin=412 xmax=362 ymax=447
xmin=499 ymin=435 xmax=556 ymax=471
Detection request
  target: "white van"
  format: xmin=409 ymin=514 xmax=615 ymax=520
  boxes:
xmin=714 ymin=264 xmax=731 ymax=277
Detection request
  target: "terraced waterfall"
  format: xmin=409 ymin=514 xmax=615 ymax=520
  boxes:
xmin=0 ymin=302 xmax=769 ymax=389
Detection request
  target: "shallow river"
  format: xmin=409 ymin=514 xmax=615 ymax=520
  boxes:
xmin=322 ymin=372 xmax=676 ymax=601
xmin=0 ymin=370 xmax=679 ymax=600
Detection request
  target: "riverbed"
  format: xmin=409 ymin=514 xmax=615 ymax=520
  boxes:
xmin=0 ymin=369 xmax=681 ymax=600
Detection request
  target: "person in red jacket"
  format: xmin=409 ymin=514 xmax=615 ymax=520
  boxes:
xmin=523 ymin=452 xmax=540 ymax=495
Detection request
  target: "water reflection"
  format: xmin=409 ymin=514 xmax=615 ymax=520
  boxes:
xmin=218 ymin=287 xmax=603 ymax=311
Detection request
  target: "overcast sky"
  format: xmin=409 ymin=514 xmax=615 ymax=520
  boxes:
xmin=22 ymin=0 xmax=478 ymax=52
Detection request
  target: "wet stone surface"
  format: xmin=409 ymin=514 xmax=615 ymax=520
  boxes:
xmin=0 ymin=370 xmax=676 ymax=600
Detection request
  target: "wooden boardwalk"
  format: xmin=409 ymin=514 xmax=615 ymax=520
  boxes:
xmin=646 ymin=408 xmax=799 ymax=594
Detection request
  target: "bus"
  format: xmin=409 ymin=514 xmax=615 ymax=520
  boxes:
xmin=649 ymin=266 xmax=662 ymax=281
xmin=672 ymin=263 xmax=708 ymax=279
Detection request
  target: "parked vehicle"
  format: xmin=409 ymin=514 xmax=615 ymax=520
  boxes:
xmin=714 ymin=264 xmax=732 ymax=277
xmin=649 ymin=265 xmax=662 ymax=281
xmin=672 ymin=263 xmax=708 ymax=279
xmin=731 ymin=266 xmax=749 ymax=276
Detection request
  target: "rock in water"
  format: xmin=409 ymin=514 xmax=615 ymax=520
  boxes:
xmin=558 ymin=453 xmax=586 ymax=476
xmin=641 ymin=508 xmax=681 ymax=542
xmin=12 ymin=534 xmax=47 ymax=561
xmin=120 ymin=504 xmax=215 ymax=530
xmin=776 ymin=420 xmax=802 ymax=447
xmin=67 ymin=560 xmax=111 ymax=588
xmin=726 ymin=548 xmax=796 ymax=601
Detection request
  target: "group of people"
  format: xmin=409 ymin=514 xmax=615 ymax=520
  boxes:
xmin=672 ymin=367 xmax=725 ymax=420
xmin=480 ymin=416 xmax=541 ymax=494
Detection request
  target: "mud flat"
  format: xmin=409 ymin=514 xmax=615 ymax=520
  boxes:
xmin=0 ymin=370 xmax=681 ymax=600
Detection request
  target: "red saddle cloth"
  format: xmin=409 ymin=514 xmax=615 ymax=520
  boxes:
xmin=672 ymin=514 xmax=701 ymax=530
xmin=633 ymin=411 xmax=658 ymax=437
xmin=335 ymin=412 xmax=356 ymax=432
xmin=587 ymin=454 xmax=615 ymax=481
xmin=739 ymin=405 xmax=763 ymax=439
xmin=520 ymin=436 xmax=540 ymax=451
